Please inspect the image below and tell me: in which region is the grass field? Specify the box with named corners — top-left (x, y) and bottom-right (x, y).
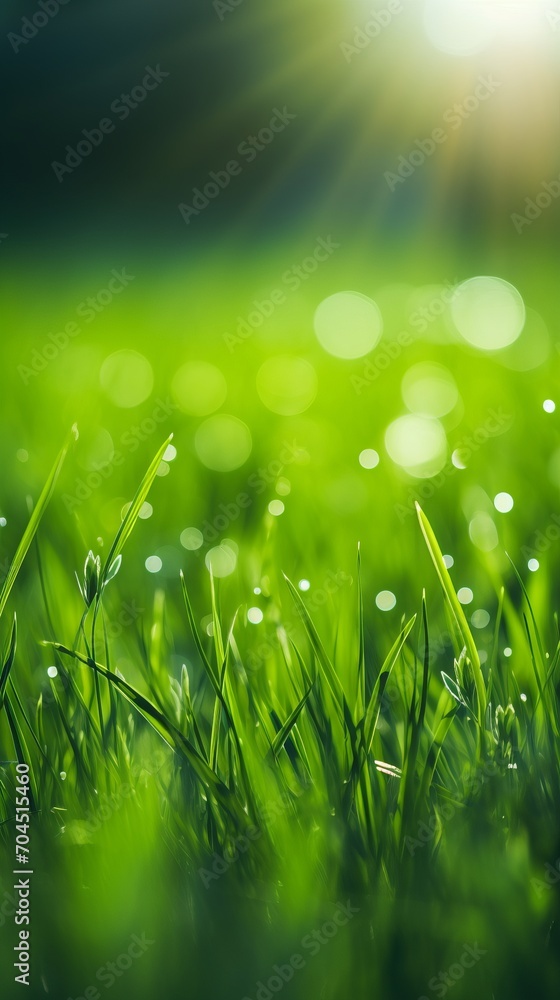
top-left (1, 245), bottom-right (560, 1000)
top-left (4, 1), bottom-right (560, 996)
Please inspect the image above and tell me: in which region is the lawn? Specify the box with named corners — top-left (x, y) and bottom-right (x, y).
top-left (3, 1), bottom-right (560, 996)
top-left (1, 244), bottom-right (560, 999)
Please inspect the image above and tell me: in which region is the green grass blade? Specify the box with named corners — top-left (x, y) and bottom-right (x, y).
top-left (416, 503), bottom-right (486, 727)
top-left (180, 570), bottom-right (219, 690)
top-left (270, 685), bottom-right (314, 759)
top-left (363, 615), bottom-right (417, 755)
top-left (209, 654), bottom-right (227, 771)
top-left (356, 543), bottom-right (366, 718)
top-left (209, 570), bottom-right (225, 666)
top-left (101, 433), bottom-right (173, 588)
top-left (0, 425), bottom-right (76, 623)
top-left (51, 642), bottom-right (246, 823)
top-left (506, 555), bottom-right (548, 684)
top-left (7, 678), bottom-right (51, 768)
top-left (0, 614), bottom-right (17, 709)
top-left (283, 573), bottom-right (347, 726)
top-left (398, 597), bottom-right (430, 844)
top-left (4, 693), bottom-right (37, 813)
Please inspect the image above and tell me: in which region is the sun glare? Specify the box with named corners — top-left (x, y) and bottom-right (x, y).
top-left (424, 0), bottom-right (550, 56)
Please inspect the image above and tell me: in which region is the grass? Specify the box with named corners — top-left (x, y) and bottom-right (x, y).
top-left (1, 434), bottom-right (560, 1000)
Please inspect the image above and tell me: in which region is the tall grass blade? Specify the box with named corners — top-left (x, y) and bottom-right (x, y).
top-left (101, 434), bottom-right (173, 588)
top-left (270, 685), bottom-right (314, 759)
top-left (363, 615), bottom-right (417, 756)
top-left (0, 615), bottom-right (17, 709)
top-left (283, 573), bottom-right (347, 726)
top-left (415, 503), bottom-right (486, 728)
top-left (51, 642), bottom-right (246, 823)
top-left (0, 426), bottom-right (76, 623)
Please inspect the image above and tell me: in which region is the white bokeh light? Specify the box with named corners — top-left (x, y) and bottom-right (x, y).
top-left (171, 361), bottom-right (227, 416)
top-left (494, 492), bottom-right (514, 513)
top-left (359, 448), bottom-right (380, 469)
top-left (205, 542), bottom-right (237, 578)
top-left (256, 356), bottom-right (317, 415)
top-left (471, 609), bottom-right (490, 629)
top-left (314, 292), bottom-right (383, 359)
top-left (401, 363), bottom-right (459, 418)
top-left (385, 415), bottom-right (447, 479)
top-left (469, 512), bottom-right (499, 552)
top-left (180, 527), bottom-right (204, 551)
top-left (195, 415), bottom-right (252, 472)
top-left (145, 555), bottom-right (162, 574)
top-left (376, 590), bottom-right (396, 611)
top-left (451, 276), bottom-right (525, 351)
top-left (100, 350), bottom-right (153, 408)
top-left (451, 450), bottom-right (467, 470)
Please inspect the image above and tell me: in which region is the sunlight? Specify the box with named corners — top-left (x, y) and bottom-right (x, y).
top-left (424, 0), bottom-right (550, 56)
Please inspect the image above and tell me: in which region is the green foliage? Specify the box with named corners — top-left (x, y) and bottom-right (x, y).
top-left (1, 439), bottom-right (559, 1000)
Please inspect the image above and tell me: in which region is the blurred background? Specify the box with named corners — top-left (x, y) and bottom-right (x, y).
top-left (2, 0), bottom-right (560, 637)
top-left (3, 3), bottom-right (560, 999)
